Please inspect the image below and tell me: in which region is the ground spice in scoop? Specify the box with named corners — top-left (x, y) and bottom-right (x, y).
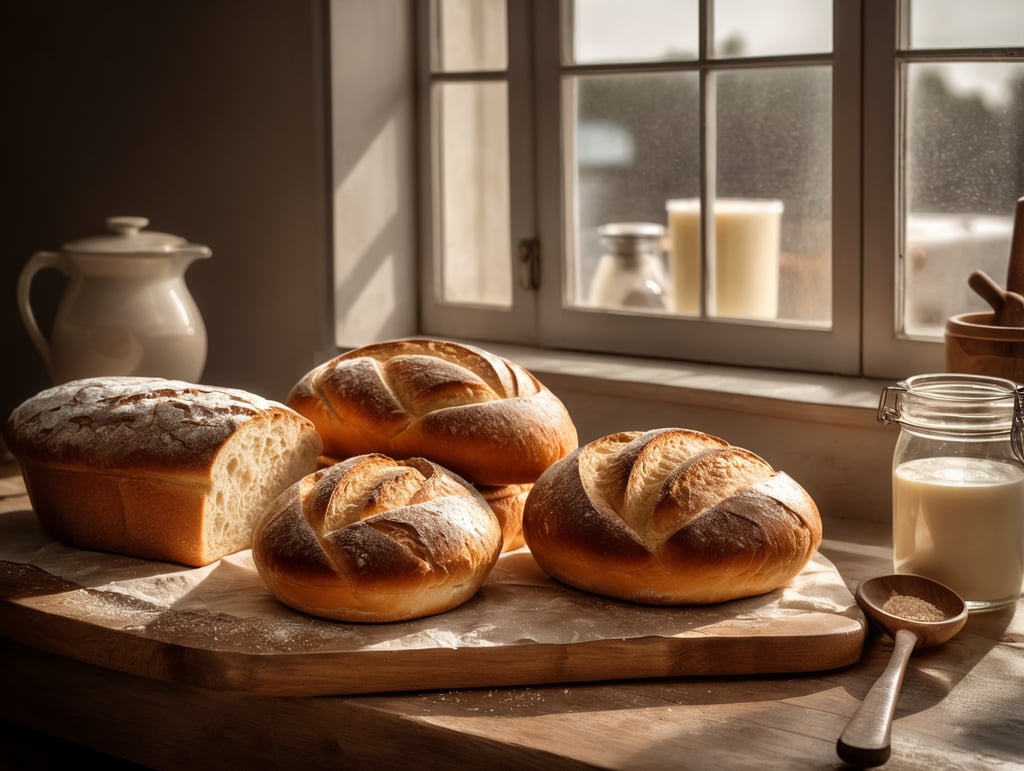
top-left (883, 591), bottom-right (945, 622)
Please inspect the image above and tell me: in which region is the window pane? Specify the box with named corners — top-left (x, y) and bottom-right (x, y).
top-left (570, 0), bottom-right (698, 64)
top-left (436, 81), bottom-right (512, 306)
top-left (569, 67), bottom-right (831, 323)
top-left (435, 0), bottom-right (507, 72)
top-left (906, 0), bottom-right (1024, 50)
top-left (569, 72), bottom-right (700, 309)
top-left (712, 0), bottom-right (832, 58)
top-left (903, 62), bottom-right (1024, 336)
top-left (708, 67), bottom-right (832, 322)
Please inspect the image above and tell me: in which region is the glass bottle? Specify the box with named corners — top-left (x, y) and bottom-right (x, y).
top-left (588, 222), bottom-right (671, 311)
top-left (878, 373), bottom-right (1024, 612)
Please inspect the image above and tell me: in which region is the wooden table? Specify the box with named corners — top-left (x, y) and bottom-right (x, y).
top-left (0, 462), bottom-right (1020, 770)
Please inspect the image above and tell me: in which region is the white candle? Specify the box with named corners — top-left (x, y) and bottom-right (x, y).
top-left (893, 455), bottom-right (1024, 608)
top-left (666, 198), bottom-right (783, 319)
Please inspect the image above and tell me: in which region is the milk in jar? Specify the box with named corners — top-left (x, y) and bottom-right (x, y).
top-left (893, 455), bottom-right (1024, 607)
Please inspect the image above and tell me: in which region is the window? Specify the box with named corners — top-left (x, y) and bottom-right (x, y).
top-left (418, 0), bottom-right (1024, 380)
top-left (864, 0), bottom-right (1024, 377)
top-left (431, 0), bottom-right (511, 307)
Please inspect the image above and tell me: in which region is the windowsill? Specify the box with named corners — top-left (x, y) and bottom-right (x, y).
top-left (469, 340), bottom-right (889, 420)
top-left (445, 340), bottom-right (897, 525)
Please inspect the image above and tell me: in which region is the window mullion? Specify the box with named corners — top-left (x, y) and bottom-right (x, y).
top-left (700, 68), bottom-right (716, 318)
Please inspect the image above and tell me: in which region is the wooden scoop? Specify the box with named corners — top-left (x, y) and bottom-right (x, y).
top-left (968, 269), bottom-right (1024, 327)
top-left (836, 575), bottom-right (967, 767)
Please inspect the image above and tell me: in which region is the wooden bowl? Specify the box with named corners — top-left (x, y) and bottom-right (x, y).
top-left (945, 311), bottom-right (1024, 383)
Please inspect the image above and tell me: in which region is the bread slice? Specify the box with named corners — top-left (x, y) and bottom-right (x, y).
top-left (4, 377), bottom-right (323, 566)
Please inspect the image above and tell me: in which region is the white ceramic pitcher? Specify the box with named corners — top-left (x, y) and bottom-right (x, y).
top-left (17, 216), bottom-right (211, 384)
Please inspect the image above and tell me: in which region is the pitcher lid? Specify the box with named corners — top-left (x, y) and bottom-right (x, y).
top-left (64, 216), bottom-right (190, 254)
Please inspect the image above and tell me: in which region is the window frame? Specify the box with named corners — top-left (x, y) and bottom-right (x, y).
top-left (862, 0), bottom-right (1024, 378)
top-left (417, 0), bottom-right (540, 344)
top-left (533, 0), bottom-right (862, 375)
top-left (414, 0), bottom-right (1019, 381)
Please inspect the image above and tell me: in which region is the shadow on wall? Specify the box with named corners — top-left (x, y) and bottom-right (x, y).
top-left (1, 0), bottom-right (333, 422)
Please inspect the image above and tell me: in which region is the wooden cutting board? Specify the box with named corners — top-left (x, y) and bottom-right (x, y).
top-left (0, 492), bottom-right (865, 697)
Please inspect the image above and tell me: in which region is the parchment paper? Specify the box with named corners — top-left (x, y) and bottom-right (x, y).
top-left (0, 506), bottom-right (861, 652)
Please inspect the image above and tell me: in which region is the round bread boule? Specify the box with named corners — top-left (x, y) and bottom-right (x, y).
top-left (476, 483), bottom-right (532, 551)
top-left (522, 428), bottom-right (822, 605)
top-left (286, 338), bottom-right (578, 487)
top-left (252, 453), bottom-right (503, 622)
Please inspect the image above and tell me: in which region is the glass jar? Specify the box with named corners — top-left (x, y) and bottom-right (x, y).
top-left (878, 373), bottom-right (1024, 612)
top-left (588, 222), bottom-right (671, 310)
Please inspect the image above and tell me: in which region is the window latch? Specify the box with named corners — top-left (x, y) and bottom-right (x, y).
top-left (517, 237), bottom-right (540, 291)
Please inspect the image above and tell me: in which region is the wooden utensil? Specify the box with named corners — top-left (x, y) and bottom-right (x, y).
top-left (967, 269), bottom-right (1024, 327)
top-left (836, 574), bottom-right (967, 768)
top-left (1004, 197), bottom-right (1024, 296)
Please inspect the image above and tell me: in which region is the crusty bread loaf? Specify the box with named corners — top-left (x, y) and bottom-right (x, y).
top-left (477, 483), bottom-right (532, 551)
top-left (252, 453), bottom-right (503, 622)
top-left (522, 428), bottom-right (822, 605)
top-left (4, 377), bottom-right (323, 566)
top-left (287, 338), bottom-right (578, 550)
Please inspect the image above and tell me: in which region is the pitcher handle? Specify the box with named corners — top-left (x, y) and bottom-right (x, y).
top-left (17, 250), bottom-right (66, 375)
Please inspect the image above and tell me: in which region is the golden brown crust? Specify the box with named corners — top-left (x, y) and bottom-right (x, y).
top-left (477, 483), bottom-right (531, 551)
top-left (252, 454), bottom-right (503, 622)
top-left (4, 377), bottom-right (323, 566)
top-left (522, 428), bottom-right (822, 605)
top-left (316, 455), bottom-right (529, 552)
top-left (286, 338), bottom-right (578, 486)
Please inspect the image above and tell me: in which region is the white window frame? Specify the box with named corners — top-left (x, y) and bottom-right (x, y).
top-left (533, 0), bottom-right (862, 375)
top-left (862, 0), bottom-right (1024, 378)
top-left (411, 0), bottom-right (1019, 381)
top-left (417, 0), bottom-right (539, 344)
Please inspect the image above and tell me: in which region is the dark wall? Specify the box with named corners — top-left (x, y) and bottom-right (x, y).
top-left (1, 1), bottom-right (334, 429)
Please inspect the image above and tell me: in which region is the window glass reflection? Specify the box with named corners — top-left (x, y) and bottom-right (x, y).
top-left (906, 0), bottom-right (1024, 50)
top-left (437, 81), bottom-right (512, 306)
top-left (571, 0), bottom-right (698, 64)
top-left (436, 0), bottom-right (507, 72)
top-left (713, 0), bottom-right (832, 58)
top-left (903, 62), bottom-right (1024, 335)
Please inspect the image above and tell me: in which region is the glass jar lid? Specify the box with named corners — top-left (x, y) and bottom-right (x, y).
top-left (878, 372), bottom-right (1024, 459)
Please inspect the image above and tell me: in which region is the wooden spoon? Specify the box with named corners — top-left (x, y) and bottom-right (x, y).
top-left (1004, 197), bottom-right (1024, 296)
top-left (836, 574), bottom-right (968, 768)
top-left (967, 269), bottom-right (1024, 327)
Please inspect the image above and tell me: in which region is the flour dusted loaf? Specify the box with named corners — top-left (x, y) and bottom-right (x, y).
top-left (4, 377), bottom-right (322, 566)
top-left (252, 453), bottom-right (503, 622)
top-left (522, 428), bottom-right (822, 605)
top-left (287, 338), bottom-right (578, 550)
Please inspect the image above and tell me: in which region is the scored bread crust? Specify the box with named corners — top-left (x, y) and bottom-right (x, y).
top-left (3, 377), bottom-right (323, 566)
top-left (286, 338), bottom-right (579, 487)
top-left (317, 454), bottom-right (531, 552)
top-left (252, 453), bottom-right (503, 622)
top-left (522, 428), bottom-right (822, 605)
